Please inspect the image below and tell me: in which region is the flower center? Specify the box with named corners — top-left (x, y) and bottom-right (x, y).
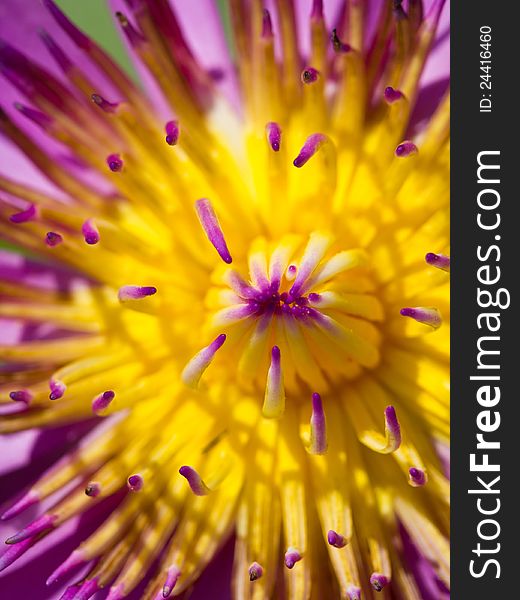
top-left (202, 231), bottom-right (384, 397)
top-left (248, 289), bottom-right (313, 318)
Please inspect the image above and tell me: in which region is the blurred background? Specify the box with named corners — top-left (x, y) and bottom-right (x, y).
top-left (55, 0), bottom-right (230, 80)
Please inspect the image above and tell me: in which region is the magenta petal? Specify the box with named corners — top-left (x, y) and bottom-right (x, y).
top-left (420, 0), bottom-right (450, 87)
top-left (0, 249), bottom-right (89, 297)
top-left (0, 420), bottom-right (96, 484)
top-left (188, 535), bottom-right (234, 600)
top-left (169, 0), bottom-right (239, 109)
top-left (0, 132), bottom-right (65, 198)
top-left (109, 0), bottom-right (240, 114)
top-left (408, 78), bottom-right (449, 136)
top-left (0, 0), bottom-right (121, 94)
top-left (0, 430), bottom-right (60, 478)
top-left (400, 523), bottom-right (450, 600)
top-left (0, 490), bottom-right (124, 598)
top-left (0, 0), bottom-right (123, 195)
top-left (408, 0), bottom-right (450, 132)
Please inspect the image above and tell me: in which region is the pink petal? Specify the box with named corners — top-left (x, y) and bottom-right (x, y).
top-left (0, 0), bottom-right (122, 95)
top-left (170, 0), bottom-right (239, 109)
top-left (421, 0), bottom-right (450, 87)
top-left (109, 0), bottom-right (240, 115)
top-left (0, 1), bottom-right (123, 194)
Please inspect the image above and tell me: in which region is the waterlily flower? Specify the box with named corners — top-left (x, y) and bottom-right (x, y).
top-left (0, 0), bottom-right (449, 598)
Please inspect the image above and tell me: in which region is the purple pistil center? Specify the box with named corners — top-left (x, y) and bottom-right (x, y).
top-left (246, 287), bottom-right (314, 319)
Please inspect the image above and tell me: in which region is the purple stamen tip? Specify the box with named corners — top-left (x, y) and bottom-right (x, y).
top-left (284, 547), bottom-right (302, 569)
top-left (301, 67), bottom-right (320, 84)
top-left (1, 490), bottom-right (39, 521)
top-left (248, 561), bottom-right (264, 581)
top-left (385, 405), bottom-right (398, 427)
top-left (118, 285), bottom-right (157, 302)
top-left (107, 153), bottom-right (123, 172)
top-left (163, 566), bottom-right (181, 598)
top-left (310, 392), bottom-right (327, 454)
top-left (370, 573), bottom-right (390, 592)
top-left (45, 231), bottom-right (63, 247)
top-left (395, 140), bottom-right (418, 157)
top-left (165, 120), bottom-right (179, 146)
top-left (14, 102), bottom-right (52, 128)
top-left (307, 292), bottom-right (321, 303)
top-left (127, 474), bottom-right (144, 492)
top-left (49, 378), bottom-right (66, 400)
top-left (0, 536), bottom-right (36, 573)
top-left (195, 198), bottom-right (232, 264)
top-left (46, 550), bottom-right (86, 586)
top-left (409, 467), bottom-right (427, 487)
top-left (271, 345), bottom-right (281, 363)
top-left (346, 585), bottom-right (362, 600)
top-left (91, 93), bottom-right (118, 113)
top-left (9, 204), bottom-right (38, 224)
top-left (384, 86), bottom-right (404, 104)
top-left (9, 389), bottom-right (32, 405)
top-left (385, 406), bottom-right (401, 453)
top-left (425, 252), bottom-right (450, 271)
top-left (262, 9), bottom-right (273, 38)
top-left (5, 513), bottom-right (57, 545)
top-left (385, 406), bottom-right (398, 420)
top-left (181, 334), bottom-right (226, 388)
top-left (213, 333), bottom-right (227, 350)
top-left (293, 133), bottom-right (328, 168)
top-left (85, 482), bottom-right (101, 497)
top-left (400, 306), bottom-right (442, 328)
top-left (266, 122), bottom-right (281, 152)
top-left (92, 390), bottom-right (115, 415)
top-left (370, 573), bottom-right (390, 591)
top-left (327, 530), bottom-right (347, 548)
top-left (331, 29), bottom-right (352, 53)
top-left (179, 465), bottom-right (210, 496)
top-left (82, 219), bottom-right (100, 245)
top-left (115, 12), bottom-right (144, 48)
